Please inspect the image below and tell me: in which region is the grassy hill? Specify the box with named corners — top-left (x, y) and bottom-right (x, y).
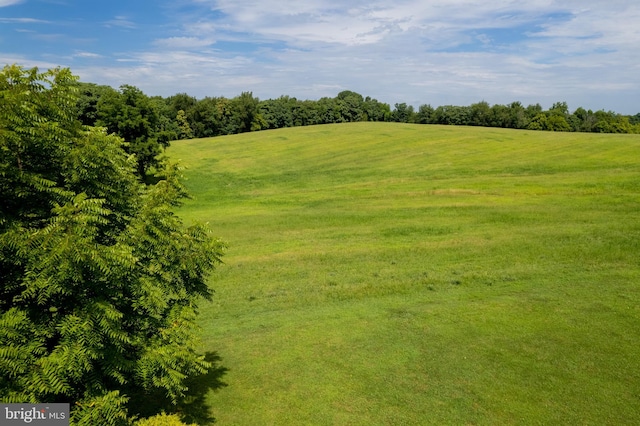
top-left (166, 122), bottom-right (640, 425)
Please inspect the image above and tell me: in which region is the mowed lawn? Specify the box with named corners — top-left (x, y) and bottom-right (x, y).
top-left (166, 122), bottom-right (640, 425)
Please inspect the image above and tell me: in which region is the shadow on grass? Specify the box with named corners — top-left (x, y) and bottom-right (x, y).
top-left (128, 352), bottom-right (229, 425)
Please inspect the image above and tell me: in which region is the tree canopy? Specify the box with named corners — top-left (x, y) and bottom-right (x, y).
top-left (72, 75), bottom-right (640, 147)
top-left (0, 65), bottom-right (225, 425)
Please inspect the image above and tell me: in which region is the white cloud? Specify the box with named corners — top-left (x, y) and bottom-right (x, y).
top-left (0, 17), bottom-right (49, 23)
top-left (0, 0), bottom-right (24, 6)
top-left (73, 51), bottom-right (102, 58)
top-left (70, 49), bottom-right (261, 96)
top-left (103, 16), bottom-right (136, 29)
top-left (154, 36), bottom-right (215, 49)
top-left (10, 0), bottom-right (639, 114)
top-left (186, 0), bottom-right (640, 65)
top-left (192, 0), bottom-right (635, 112)
top-left (192, 0), bottom-right (413, 46)
top-left (191, 0), bottom-right (571, 47)
top-left (0, 52), bottom-right (60, 69)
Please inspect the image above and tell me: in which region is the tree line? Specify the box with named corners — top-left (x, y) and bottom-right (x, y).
top-left (76, 82), bottom-right (640, 177)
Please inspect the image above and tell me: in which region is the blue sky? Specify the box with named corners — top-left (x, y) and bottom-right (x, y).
top-left (1, 0), bottom-right (639, 113)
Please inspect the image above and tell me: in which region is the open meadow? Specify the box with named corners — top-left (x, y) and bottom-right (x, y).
top-left (166, 122), bottom-right (640, 425)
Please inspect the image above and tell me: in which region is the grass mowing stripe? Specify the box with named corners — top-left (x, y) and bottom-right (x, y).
top-left (167, 122), bottom-right (640, 425)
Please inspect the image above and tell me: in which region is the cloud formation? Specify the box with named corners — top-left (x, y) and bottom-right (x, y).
top-left (103, 16), bottom-right (137, 29)
top-left (0, 17), bottom-right (48, 23)
top-left (1, 0), bottom-right (639, 113)
top-left (0, 0), bottom-right (24, 7)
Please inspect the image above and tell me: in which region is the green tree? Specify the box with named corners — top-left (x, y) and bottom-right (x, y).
top-left (149, 96), bottom-right (180, 146)
top-left (259, 96), bottom-right (295, 129)
top-left (189, 97), bottom-right (224, 138)
top-left (0, 65), bottom-right (225, 424)
top-left (167, 93), bottom-right (197, 118)
top-left (363, 97), bottom-right (391, 122)
top-left (469, 101), bottom-right (491, 127)
top-left (525, 103), bottom-right (543, 121)
top-left (391, 103), bottom-right (415, 123)
top-left (490, 103), bottom-right (511, 128)
top-left (433, 105), bottom-right (470, 125)
top-left (75, 82), bottom-right (119, 126)
top-left (571, 107), bottom-right (596, 132)
top-left (508, 101), bottom-right (528, 129)
top-left (415, 104), bottom-right (434, 124)
top-left (545, 102), bottom-right (571, 132)
top-left (593, 110), bottom-right (632, 133)
top-left (294, 100), bottom-right (320, 126)
top-left (546, 114), bottom-right (571, 132)
top-left (224, 92), bottom-right (261, 134)
top-left (335, 90), bottom-right (365, 122)
top-left (316, 97), bottom-right (343, 124)
top-left (176, 110), bottom-right (193, 139)
top-left (527, 113), bottom-right (548, 130)
top-left (96, 85), bottom-right (165, 178)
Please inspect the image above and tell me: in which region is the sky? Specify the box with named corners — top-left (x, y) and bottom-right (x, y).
top-left (1, 0), bottom-right (639, 114)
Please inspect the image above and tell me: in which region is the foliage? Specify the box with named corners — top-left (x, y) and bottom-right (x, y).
top-left (176, 110), bottom-right (193, 140)
top-left (335, 90), bottom-right (365, 122)
top-left (186, 96), bottom-right (224, 138)
top-left (0, 65), bottom-right (225, 424)
top-left (391, 102), bottom-right (415, 123)
top-left (75, 82), bottom-right (119, 127)
top-left (135, 412), bottom-right (194, 426)
top-left (415, 104), bottom-right (434, 124)
top-left (228, 92), bottom-right (262, 133)
top-left (95, 85), bottom-right (167, 177)
top-left (76, 81), bottom-right (639, 146)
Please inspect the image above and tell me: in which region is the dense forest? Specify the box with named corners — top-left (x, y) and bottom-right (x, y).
top-left (76, 81), bottom-right (640, 177)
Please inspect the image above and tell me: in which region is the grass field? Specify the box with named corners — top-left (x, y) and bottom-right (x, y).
top-left (166, 122), bottom-right (640, 425)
